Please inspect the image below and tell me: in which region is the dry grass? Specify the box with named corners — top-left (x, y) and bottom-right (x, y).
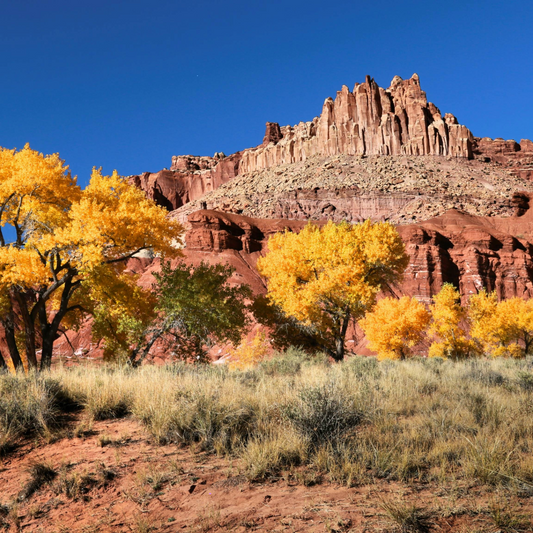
top-left (2, 352), bottom-right (533, 491)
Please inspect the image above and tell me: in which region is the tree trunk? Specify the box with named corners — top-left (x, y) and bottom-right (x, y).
top-left (524, 332), bottom-right (532, 356)
top-left (15, 292), bottom-right (38, 369)
top-left (38, 274), bottom-right (79, 371)
top-left (0, 350), bottom-right (6, 370)
top-left (334, 335), bottom-right (345, 362)
top-left (1, 310), bottom-right (24, 371)
top-left (332, 309), bottom-right (351, 362)
top-left (130, 327), bottom-right (164, 367)
top-left (40, 332), bottom-right (55, 371)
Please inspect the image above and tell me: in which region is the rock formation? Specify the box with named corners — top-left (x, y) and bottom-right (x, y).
top-left (130, 73), bottom-right (533, 215)
top-left (240, 74), bottom-right (474, 173)
top-left (473, 137), bottom-right (533, 180)
top-left (184, 207), bottom-right (533, 304)
top-left (128, 153), bottom-right (241, 211)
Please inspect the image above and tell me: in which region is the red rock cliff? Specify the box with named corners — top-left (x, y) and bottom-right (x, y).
top-left (184, 208), bottom-right (533, 304)
top-left (128, 152), bottom-right (241, 210)
top-left (239, 74), bottom-right (475, 173)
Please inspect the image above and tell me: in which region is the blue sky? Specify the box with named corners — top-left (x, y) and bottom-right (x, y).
top-left (1, 0), bottom-right (532, 186)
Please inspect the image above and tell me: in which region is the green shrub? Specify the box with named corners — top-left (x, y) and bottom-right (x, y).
top-left (283, 380), bottom-right (362, 449)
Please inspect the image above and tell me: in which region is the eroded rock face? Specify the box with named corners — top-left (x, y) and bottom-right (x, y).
top-left (184, 208), bottom-right (533, 304)
top-left (172, 154), bottom-right (533, 226)
top-left (473, 137), bottom-right (533, 181)
top-left (128, 153), bottom-right (241, 211)
top-left (239, 74), bottom-right (475, 174)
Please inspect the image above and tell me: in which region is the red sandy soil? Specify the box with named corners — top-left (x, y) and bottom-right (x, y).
top-left (1, 418), bottom-right (532, 532)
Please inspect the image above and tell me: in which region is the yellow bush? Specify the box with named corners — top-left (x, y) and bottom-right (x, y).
top-left (228, 331), bottom-right (270, 370)
top-left (360, 296), bottom-right (430, 360)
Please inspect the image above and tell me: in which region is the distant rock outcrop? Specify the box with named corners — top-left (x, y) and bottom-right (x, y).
top-left (473, 137), bottom-right (533, 180)
top-left (128, 153), bottom-right (241, 211)
top-left (240, 74), bottom-right (475, 173)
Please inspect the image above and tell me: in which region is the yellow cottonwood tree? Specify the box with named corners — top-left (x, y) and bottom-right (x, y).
top-left (470, 290), bottom-right (533, 357)
top-left (0, 144), bottom-right (183, 370)
top-left (256, 220), bottom-right (409, 361)
top-left (428, 283), bottom-right (473, 359)
top-left (360, 296), bottom-right (430, 360)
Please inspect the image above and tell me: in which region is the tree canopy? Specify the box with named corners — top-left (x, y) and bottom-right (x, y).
top-left (428, 283), bottom-right (473, 360)
top-left (469, 290), bottom-right (533, 358)
top-left (256, 220), bottom-right (409, 361)
top-left (126, 261), bottom-right (251, 365)
top-left (0, 144), bottom-right (183, 370)
top-left (360, 296), bottom-right (430, 360)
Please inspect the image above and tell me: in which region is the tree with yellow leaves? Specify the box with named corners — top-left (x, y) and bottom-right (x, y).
top-left (469, 290), bottom-right (533, 357)
top-left (360, 296), bottom-right (430, 360)
top-left (0, 144), bottom-right (183, 370)
top-left (256, 220), bottom-right (409, 361)
top-left (428, 283), bottom-right (473, 359)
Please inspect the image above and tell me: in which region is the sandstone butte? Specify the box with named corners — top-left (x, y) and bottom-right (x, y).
top-left (25, 74), bottom-right (533, 359)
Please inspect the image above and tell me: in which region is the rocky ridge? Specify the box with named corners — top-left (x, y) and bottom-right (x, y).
top-left (239, 74), bottom-right (474, 174)
top-left (170, 154), bottom-right (533, 225)
top-left (130, 74), bottom-right (533, 225)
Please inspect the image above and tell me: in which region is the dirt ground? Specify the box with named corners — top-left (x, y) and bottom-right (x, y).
top-left (1, 417), bottom-right (532, 532)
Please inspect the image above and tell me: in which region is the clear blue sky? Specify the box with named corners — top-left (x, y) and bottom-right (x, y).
top-left (1, 0), bottom-right (531, 186)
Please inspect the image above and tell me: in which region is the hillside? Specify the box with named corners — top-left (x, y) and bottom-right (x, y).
top-left (171, 154), bottom-right (532, 225)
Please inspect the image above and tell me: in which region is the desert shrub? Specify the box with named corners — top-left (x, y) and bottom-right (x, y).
top-left (313, 442), bottom-right (367, 486)
top-left (258, 346), bottom-right (306, 376)
top-left (283, 379), bottom-right (362, 449)
top-left (462, 434), bottom-right (518, 485)
top-left (516, 371), bottom-right (533, 391)
top-left (462, 361), bottom-right (507, 387)
top-left (59, 367), bottom-right (133, 420)
top-left (0, 374), bottom-right (62, 451)
top-left (380, 498), bottom-right (432, 533)
top-left (53, 465), bottom-right (95, 500)
top-left (130, 371), bottom-right (258, 453)
top-left (242, 429), bottom-right (306, 480)
top-left (343, 355), bottom-right (381, 379)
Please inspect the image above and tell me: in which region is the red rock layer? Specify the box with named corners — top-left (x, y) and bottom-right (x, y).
top-left (128, 153), bottom-right (241, 211)
top-left (185, 207), bottom-right (533, 304)
top-left (473, 138), bottom-right (533, 180)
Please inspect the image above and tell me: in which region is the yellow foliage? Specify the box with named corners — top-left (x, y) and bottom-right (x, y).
top-left (256, 220), bottom-right (408, 360)
top-left (428, 283), bottom-right (474, 359)
top-left (0, 144), bottom-right (80, 243)
top-left (0, 144), bottom-right (184, 369)
top-left (360, 296), bottom-right (430, 360)
top-left (43, 168), bottom-right (182, 269)
top-left (470, 291), bottom-right (533, 357)
top-left (228, 331), bottom-right (270, 370)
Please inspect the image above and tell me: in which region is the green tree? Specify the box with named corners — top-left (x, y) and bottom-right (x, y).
top-left (127, 261), bottom-right (251, 365)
